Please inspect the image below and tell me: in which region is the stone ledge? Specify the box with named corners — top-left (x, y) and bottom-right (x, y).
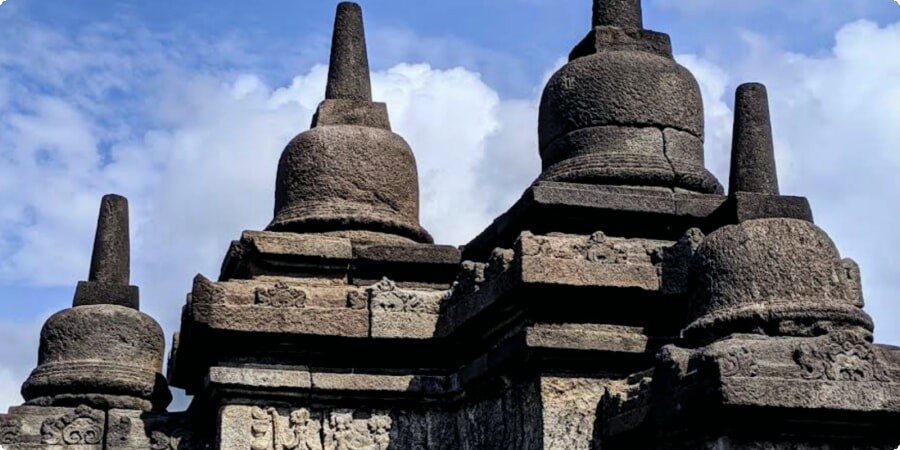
top-left (520, 257), bottom-right (660, 290)
top-left (525, 324), bottom-right (650, 354)
top-left (189, 303), bottom-right (369, 337)
top-left (205, 366), bottom-right (453, 398)
top-left (191, 275), bottom-right (367, 309)
top-left (311, 373), bottom-right (417, 392)
top-left (719, 377), bottom-right (900, 411)
top-left (219, 231), bottom-right (353, 280)
top-left (463, 181), bottom-right (725, 261)
top-left (220, 230), bottom-right (460, 288)
top-left (446, 231), bottom-right (692, 334)
top-left (352, 243), bottom-right (460, 288)
top-left (208, 366), bottom-right (312, 390)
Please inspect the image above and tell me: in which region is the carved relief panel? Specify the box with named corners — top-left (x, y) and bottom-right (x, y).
top-left (234, 407), bottom-right (392, 450)
top-left (250, 407), bottom-right (323, 450)
top-left (323, 411), bottom-right (391, 450)
top-left (40, 406), bottom-right (105, 446)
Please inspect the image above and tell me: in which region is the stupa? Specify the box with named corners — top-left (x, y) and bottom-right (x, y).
top-left (2, 1), bottom-right (899, 449)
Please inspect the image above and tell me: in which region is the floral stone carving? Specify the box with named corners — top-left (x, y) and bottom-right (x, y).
top-left (369, 278), bottom-right (443, 314)
top-left (794, 331), bottom-right (891, 382)
top-left (0, 417), bottom-right (21, 444)
top-left (255, 282), bottom-right (308, 308)
top-left (41, 405), bottom-right (104, 445)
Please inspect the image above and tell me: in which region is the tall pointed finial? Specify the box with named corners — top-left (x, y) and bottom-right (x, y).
top-left (729, 83), bottom-right (780, 195)
top-left (74, 194), bottom-right (139, 309)
top-left (88, 194), bottom-right (130, 285)
top-left (325, 2), bottom-right (373, 101)
top-left (593, 0), bottom-right (643, 29)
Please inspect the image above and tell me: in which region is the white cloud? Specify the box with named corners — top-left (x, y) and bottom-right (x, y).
top-left (0, 318), bottom-right (44, 409)
top-left (0, 369), bottom-right (21, 414)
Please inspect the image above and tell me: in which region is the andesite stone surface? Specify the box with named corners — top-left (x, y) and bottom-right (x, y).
top-left (538, 0), bottom-right (721, 194)
top-left (325, 2), bottom-right (372, 102)
top-left (3, 1), bottom-right (898, 449)
top-left (729, 83), bottom-right (780, 196)
top-left (74, 194), bottom-right (139, 309)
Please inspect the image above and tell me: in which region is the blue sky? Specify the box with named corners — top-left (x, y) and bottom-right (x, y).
top-left (1, 0), bottom-right (900, 410)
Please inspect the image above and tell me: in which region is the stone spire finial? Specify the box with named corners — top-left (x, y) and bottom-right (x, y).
top-left (73, 194), bottom-right (139, 309)
top-left (88, 194), bottom-right (130, 285)
top-left (593, 0), bottom-right (643, 29)
top-left (325, 2), bottom-right (372, 102)
top-left (729, 83), bottom-right (780, 196)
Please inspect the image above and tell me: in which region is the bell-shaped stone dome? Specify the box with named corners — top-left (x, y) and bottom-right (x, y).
top-left (684, 218), bottom-right (873, 344)
top-left (21, 195), bottom-right (171, 411)
top-left (268, 2), bottom-right (432, 243)
top-left (537, 0), bottom-right (721, 193)
top-left (23, 305), bottom-right (169, 411)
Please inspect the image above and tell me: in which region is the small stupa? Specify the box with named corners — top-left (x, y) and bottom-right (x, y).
top-left (22, 195), bottom-right (170, 412)
top-left (269, 2), bottom-right (432, 244)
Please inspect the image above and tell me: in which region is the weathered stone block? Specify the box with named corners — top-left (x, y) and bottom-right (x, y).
top-left (351, 242), bottom-right (461, 287)
top-left (220, 231), bottom-right (354, 280)
top-left (189, 303), bottom-right (369, 337)
top-left (106, 410), bottom-right (207, 450)
top-left (72, 281), bottom-right (139, 309)
top-left (462, 182), bottom-right (727, 261)
top-left (244, 231), bottom-right (354, 261)
top-left (517, 232), bottom-right (664, 290)
top-left (541, 377), bottom-right (609, 450)
top-left (539, 51), bottom-right (704, 150)
top-left (0, 405), bottom-right (106, 449)
top-left (526, 324), bottom-right (649, 354)
top-left (520, 257), bottom-right (659, 289)
top-left (569, 26), bottom-right (672, 61)
top-left (369, 279), bottom-right (447, 339)
top-left (208, 366), bottom-right (312, 391)
top-left (717, 191), bottom-right (814, 224)
top-left (312, 99), bottom-right (390, 129)
top-left (310, 373), bottom-right (416, 393)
